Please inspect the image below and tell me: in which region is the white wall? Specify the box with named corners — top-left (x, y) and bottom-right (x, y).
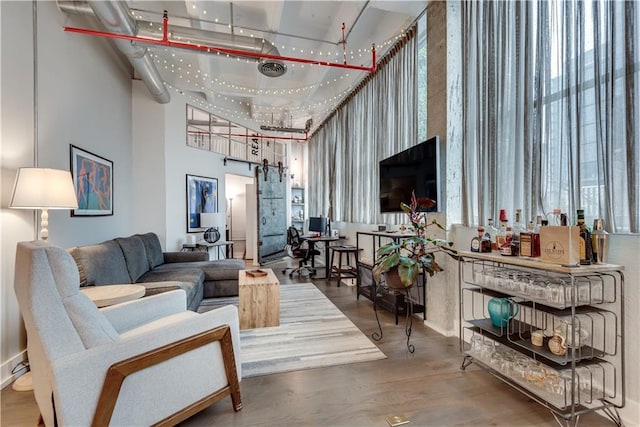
top-left (131, 89), bottom-right (256, 252)
top-left (0, 1), bottom-right (134, 387)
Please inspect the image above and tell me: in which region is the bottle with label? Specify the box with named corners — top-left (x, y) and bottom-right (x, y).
top-left (500, 226), bottom-right (516, 256)
top-left (512, 209), bottom-right (525, 255)
top-left (520, 221), bottom-right (540, 258)
top-left (485, 218), bottom-right (499, 251)
top-left (496, 209), bottom-right (509, 248)
top-left (481, 231), bottom-right (492, 253)
top-left (576, 209), bottom-right (593, 265)
top-left (471, 227), bottom-right (483, 252)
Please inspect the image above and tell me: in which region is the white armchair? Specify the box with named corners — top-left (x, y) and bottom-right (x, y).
top-left (14, 240), bottom-right (242, 426)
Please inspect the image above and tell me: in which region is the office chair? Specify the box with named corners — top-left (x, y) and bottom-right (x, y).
top-left (282, 226), bottom-right (319, 278)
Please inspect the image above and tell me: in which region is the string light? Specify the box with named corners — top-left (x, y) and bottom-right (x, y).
top-left (136, 5), bottom-right (409, 131)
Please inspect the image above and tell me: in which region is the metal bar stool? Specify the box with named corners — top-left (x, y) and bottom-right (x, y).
top-left (328, 246), bottom-right (359, 286)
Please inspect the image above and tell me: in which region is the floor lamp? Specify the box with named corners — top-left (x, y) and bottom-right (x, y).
top-left (10, 167), bottom-right (78, 391)
top-left (228, 197), bottom-right (235, 241)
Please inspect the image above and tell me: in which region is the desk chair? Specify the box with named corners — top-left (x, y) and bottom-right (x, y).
top-left (282, 226), bottom-right (319, 278)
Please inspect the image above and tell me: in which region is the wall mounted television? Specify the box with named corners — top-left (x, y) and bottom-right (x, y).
top-left (379, 136), bottom-right (440, 213)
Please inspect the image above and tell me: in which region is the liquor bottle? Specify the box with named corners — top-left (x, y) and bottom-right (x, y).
top-left (500, 226), bottom-right (515, 256)
top-left (519, 222), bottom-right (533, 257)
top-left (496, 209), bottom-right (508, 248)
top-left (530, 221), bottom-right (541, 257)
top-left (471, 227), bottom-right (483, 252)
top-left (576, 209), bottom-right (593, 265)
top-left (480, 229), bottom-right (492, 253)
top-left (520, 221), bottom-right (540, 258)
top-left (560, 213), bottom-right (568, 226)
top-left (512, 209), bottom-right (525, 255)
top-left (485, 218), bottom-right (499, 251)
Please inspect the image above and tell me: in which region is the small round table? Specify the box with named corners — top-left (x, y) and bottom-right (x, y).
top-left (80, 284), bottom-right (146, 308)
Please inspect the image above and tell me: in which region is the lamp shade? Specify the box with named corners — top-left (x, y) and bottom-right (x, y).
top-left (200, 212), bottom-right (225, 229)
top-left (10, 168), bottom-right (78, 209)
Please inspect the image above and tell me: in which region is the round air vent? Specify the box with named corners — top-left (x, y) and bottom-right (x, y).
top-left (258, 59), bottom-right (287, 77)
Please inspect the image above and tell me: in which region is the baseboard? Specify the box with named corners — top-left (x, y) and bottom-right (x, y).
top-left (615, 398), bottom-right (640, 427)
top-left (423, 319), bottom-right (456, 337)
top-left (1, 350), bottom-right (28, 389)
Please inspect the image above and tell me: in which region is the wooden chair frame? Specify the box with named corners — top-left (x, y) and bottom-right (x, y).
top-left (89, 325), bottom-right (242, 427)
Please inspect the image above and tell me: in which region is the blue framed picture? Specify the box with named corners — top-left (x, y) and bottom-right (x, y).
top-left (186, 174), bottom-right (218, 232)
top-left (70, 145), bottom-right (113, 216)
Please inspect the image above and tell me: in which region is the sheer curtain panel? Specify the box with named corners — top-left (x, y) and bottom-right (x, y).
top-left (461, 0), bottom-right (639, 232)
top-left (309, 29), bottom-right (418, 225)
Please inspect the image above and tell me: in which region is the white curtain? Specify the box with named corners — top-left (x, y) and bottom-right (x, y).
top-left (308, 29), bottom-right (418, 224)
top-left (462, 0), bottom-right (639, 232)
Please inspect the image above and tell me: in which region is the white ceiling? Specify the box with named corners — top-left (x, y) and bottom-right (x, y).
top-left (69, 1), bottom-right (426, 135)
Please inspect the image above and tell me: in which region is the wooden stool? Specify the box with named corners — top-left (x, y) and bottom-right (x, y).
top-left (328, 246), bottom-right (359, 286)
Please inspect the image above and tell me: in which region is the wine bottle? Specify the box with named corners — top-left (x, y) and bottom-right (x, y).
top-left (576, 209), bottom-right (593, 265)
top-left (485, 218), bottom-right (499, 251)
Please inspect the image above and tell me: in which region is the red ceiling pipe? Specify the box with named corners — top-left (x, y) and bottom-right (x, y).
top-left (162, 10), bottom-right (168, 42)
top-left (64, 16), bottom-right (377, 73)
top-left (188, 130), bottom-right (308, 141)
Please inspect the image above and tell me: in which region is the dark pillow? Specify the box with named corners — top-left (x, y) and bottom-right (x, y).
top-left (136, 233), bottom-right (165, 269)
top-left (68, 241), bottom-right (131, 286)
top-left (115, 236), bottom-right (150, 282)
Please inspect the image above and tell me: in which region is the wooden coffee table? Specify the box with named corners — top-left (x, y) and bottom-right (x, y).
top-left (81, 284), bottom-right (146, 308)
top-left (238, 269), bottom-right (280, 329)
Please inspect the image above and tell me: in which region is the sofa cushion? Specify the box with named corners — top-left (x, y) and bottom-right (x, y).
top-left (68, 241), bottom-right (131, 286)
top-left (115, 236), bottom-right (150, 282)
top-left (136, 268), bottom-right (204, 311)
top-left (203, 279), bottom-right (239, 298)
top-left (136, 233), bottom-right (165, 269)
top-left (154, 259), bottom-right (245, 281)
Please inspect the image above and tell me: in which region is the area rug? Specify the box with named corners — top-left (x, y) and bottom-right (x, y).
top-left (198, 283), bottom-right (387, 377)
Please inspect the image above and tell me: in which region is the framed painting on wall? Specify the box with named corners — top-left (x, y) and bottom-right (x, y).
top-left (70, 145), bottom-right (113, 216)
top-left (187, 174), bottom-right (218, 232)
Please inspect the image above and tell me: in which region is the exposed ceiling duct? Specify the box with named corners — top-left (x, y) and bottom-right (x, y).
top-left (57, 1), bottom-right (170, 104)
top-left (260, 118), bottom-right (312, 134)
top-left (59, 0), bottom-right (287, 83)
top-left (136, 21), bottom-right (287, 78)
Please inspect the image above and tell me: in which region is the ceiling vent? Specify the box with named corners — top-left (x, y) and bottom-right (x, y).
top-left (258, 59), bottom-right (287, 77)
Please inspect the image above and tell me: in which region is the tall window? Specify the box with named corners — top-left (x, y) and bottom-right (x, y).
top-left (462, 1), bottom-right (639, 232)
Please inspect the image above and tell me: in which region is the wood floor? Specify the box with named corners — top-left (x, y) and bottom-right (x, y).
top-left (1, 258), bottom-right (612, 426)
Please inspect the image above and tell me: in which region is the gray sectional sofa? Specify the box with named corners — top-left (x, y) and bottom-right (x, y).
top-left (68, 232), bottom-right (245, 311)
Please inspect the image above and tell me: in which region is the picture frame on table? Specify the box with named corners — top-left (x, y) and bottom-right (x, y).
top-left (70, 145), bottom-right (113, 216)
top-left (186, 174), bottom-right (218, 232)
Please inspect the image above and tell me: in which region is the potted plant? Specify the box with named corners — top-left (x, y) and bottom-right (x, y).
top-left (372, 191), bottom-right (458, 289)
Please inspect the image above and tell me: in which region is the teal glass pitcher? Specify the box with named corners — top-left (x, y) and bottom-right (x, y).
top-left (487, 297), bottom-right (519, 328)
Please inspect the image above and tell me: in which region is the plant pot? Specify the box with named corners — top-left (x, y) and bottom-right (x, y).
top-left (384, 267), bottom-right (413, 290)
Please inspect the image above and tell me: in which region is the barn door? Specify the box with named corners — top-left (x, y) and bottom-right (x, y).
top-left (256, 164), bottom-right (287, 263)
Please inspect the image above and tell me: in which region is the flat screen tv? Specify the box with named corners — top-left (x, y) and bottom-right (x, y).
top-left (379, 136), bottom-right (440, 213)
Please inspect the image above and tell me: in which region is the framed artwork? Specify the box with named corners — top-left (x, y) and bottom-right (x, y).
top-left (187, 174), bottom-right (218, 232)
top-left (70, 145), bottom-right (113, 216)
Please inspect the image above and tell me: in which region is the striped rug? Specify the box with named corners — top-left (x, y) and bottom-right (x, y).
top-left (198, 282), bottom-right (386, 377)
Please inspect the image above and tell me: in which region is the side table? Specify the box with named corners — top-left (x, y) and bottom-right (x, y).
top-left (81, 284), bottom-right (146, 308)
top-left (238, 269), bottom-right (280, 329)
